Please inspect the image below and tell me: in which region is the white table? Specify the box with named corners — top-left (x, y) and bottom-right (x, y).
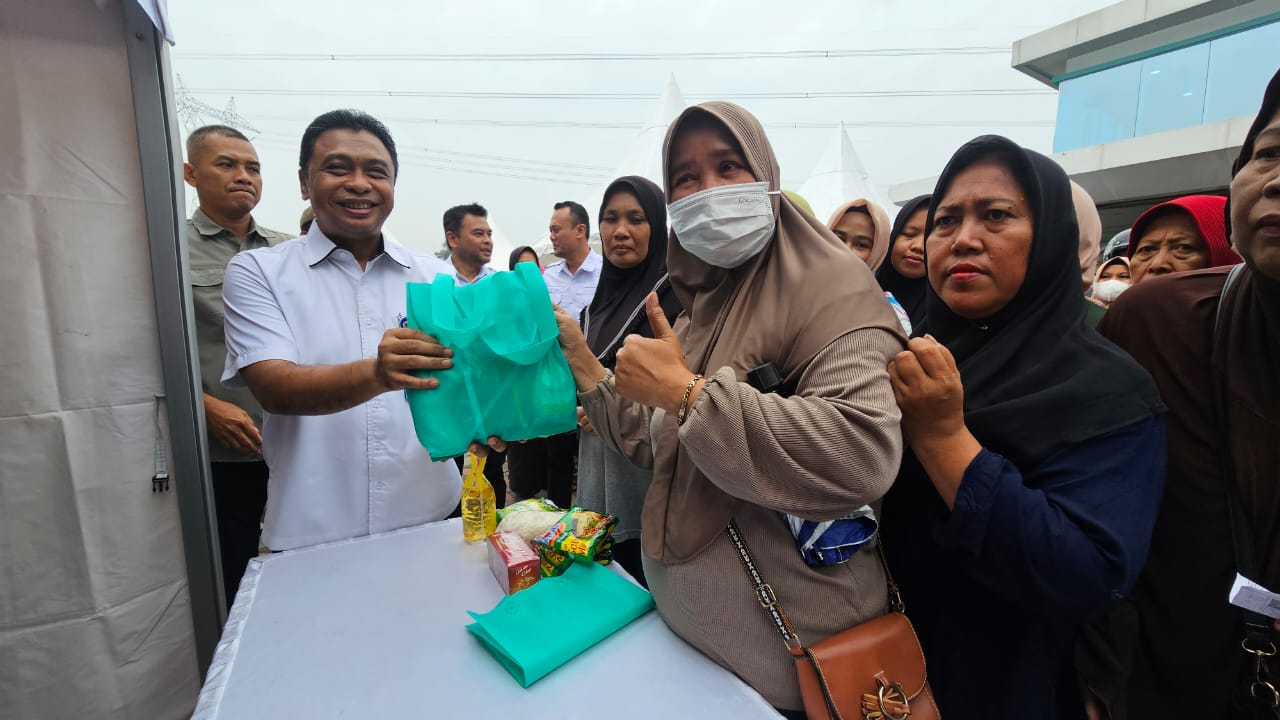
top-left (193, 519), bottom-right (781, 719)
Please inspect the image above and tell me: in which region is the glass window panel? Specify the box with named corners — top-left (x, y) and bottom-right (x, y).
top-left (1203, 21), bottom-right (1280, 124)
top-left (1135, 43), bottom-right (1210, 137)
top-left (1052, 21), bottom-right (1279, 152)
top-left (1054, 62), bottom-right (1141, 153)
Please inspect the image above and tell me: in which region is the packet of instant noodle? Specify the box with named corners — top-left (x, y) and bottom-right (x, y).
top-left (531, 507), bottom-right (617, 576)
top-left (536, 545), bottom-right (574, 578)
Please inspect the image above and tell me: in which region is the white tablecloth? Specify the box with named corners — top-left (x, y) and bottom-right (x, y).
top-left (193, 519), bottom-right (781, 719)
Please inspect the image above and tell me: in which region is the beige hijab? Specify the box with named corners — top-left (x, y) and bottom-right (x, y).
top-left (1093, 255), bottom-right (1131, 285)
top-left (826, 198), bottom-right (891, 271)
top-left (1071, 181), bottom-right (1103, 290)
top-left (644, 101), bottom-right (903, 564)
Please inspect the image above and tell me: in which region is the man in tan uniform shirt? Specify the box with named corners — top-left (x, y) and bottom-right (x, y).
top-left (184, 125), bottom-right (292, 606)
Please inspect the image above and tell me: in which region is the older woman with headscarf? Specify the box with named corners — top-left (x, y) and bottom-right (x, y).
top-left (1076, 67), bottom-right (1280, 720)
top-left (575, 176), bottom-right (681, 587)
top-left (1127, 194), bottom-right (1241, 284)
top-left (877, 135), bottom-right (1167, 719)
top-left (553, 102), bottom-right (906, 715)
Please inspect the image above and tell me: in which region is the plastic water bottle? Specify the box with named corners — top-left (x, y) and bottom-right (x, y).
top-left (461, 453), bottom-right (496, 543)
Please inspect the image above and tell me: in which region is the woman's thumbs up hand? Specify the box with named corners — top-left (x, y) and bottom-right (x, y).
top-left (615, 293), bottom-right (702, 414)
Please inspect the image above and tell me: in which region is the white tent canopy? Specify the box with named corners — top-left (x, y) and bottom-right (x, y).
top-left (485, 216), bottom-right (518, 269)
top-left (536, 74), bottom-right (687, 265)
top-left (541, 73), bottom-right (689, 262)
top-left (797, 122), bottom-right (894, 225)
top-left (612, 74), bottom-right (687, 186)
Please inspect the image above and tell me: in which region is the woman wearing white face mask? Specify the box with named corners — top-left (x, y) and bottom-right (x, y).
top-left (552, 102), bottom-right (907, 716)
top-left (1090, 256), bottom-right (1133, 310)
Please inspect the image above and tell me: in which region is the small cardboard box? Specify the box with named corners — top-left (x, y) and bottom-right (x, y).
top-left (488, 531), bottom-right (541, 595)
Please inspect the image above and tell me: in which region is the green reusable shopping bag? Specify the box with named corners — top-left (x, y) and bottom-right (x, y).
top-left (465, 561), bottom-right (655, 687)
top-left (404, 263), bottom-right (577, 459)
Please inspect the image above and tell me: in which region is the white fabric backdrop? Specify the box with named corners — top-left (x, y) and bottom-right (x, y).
top-left (0, 0), bottom-right (200, 717)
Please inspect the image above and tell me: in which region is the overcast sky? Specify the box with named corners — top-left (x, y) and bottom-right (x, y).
top-left (167, 0), bottom-right (1113, 260)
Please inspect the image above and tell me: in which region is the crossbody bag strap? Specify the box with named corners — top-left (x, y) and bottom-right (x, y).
top-left (725, 519), bottom-right (905, 640)
top-left (727, 520), bottom-right (909, 720)
top-left (725, 519), bottom-right (805, 653)
top-left (726, 522), bottom-right (848, 720)
top-left (875, 540), bottom-right (906, 615)
top-left (1210, 265), bottom-right (1277, 659)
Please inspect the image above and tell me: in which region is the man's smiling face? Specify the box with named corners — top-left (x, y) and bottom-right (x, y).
top-left (299, 128), bottom-right (395, 245)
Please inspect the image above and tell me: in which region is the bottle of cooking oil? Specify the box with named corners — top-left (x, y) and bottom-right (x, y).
top-left (461, 452), bottom-right (496, 543)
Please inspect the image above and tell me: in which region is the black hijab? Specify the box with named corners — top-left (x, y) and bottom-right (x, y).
top-left (508, 245), bottom-right (540, 271)
top-left (920, 136), bottom-right (1164, 468)
top-left (876, 193), bottom-right (931, 330)
top-left (583, 176), bottom-right (682, 369)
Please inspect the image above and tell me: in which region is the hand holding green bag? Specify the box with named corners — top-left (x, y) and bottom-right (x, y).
top-left (405, 263), bottom-right (578, 459)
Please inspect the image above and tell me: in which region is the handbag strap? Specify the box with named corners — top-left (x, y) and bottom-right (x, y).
top-left (1210, 265), bottom-right (1277, 660)
top-left (583, 273), bottom-right (673, 364)
top-left (725, 520), bottom-right (805, 653)
top-left (725, 520), bottom-right (906, 648)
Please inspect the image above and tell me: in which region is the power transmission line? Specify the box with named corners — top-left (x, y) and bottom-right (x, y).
top-left (415, 147), bottom-right (612, 172)
top-left (252, 113), bottom-right (1053, 130)
top-left (188, 87), bottom-right (1053, 100)
top-left (253, 136), bottom-right (606, 186)
top-left (176, 47), bottom-right (1008, 63)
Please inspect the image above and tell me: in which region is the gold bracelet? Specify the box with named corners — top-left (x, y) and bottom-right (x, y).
top-left (676, 374), bottom-right (704, 426)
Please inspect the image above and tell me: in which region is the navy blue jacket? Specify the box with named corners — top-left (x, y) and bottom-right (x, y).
top-left (880, 416), bottom-right (1166, 720)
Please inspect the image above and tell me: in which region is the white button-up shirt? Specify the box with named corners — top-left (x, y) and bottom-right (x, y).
top-left (542, 248), bottom-right (602, 321)
top-left (446, 258), bottom-right (497, 287)
top-left (220, 225), bottom-right (461, 551)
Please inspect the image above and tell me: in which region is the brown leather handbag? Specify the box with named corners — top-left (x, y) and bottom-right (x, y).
top-left (726, 521), bottom-right (939, 720)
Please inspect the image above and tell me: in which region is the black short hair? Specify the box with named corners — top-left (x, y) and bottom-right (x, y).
top-left (186, 125), bottom-right (249, 161)
top-left (299, 109), bottom-right (399, 179)
top-left (554, 200), bottom-right (590, 237)
top-left (443, 203), bottom-right (488, 236)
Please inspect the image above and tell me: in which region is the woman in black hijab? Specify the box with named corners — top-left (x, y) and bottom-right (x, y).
top-left (575, 176), bottom-right (681, 585)
top-left (878, 136), bottom-right (1167, 719)
top-left (1076, 67), bottom-right (1280, 720)
top-left (876, 193), bottom-right (931, 329)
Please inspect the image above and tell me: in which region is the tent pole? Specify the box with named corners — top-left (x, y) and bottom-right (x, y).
top-left (122, 1), bottom-right (226, 676)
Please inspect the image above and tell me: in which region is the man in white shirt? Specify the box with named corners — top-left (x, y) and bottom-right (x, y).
top-left (542, 200), bottom-right (603, 321)
top-left (443, 202), bottom-right (497, 287)
top-left (506, 201), bottom-right (601, 508)
top-left (220, 109), bottom-right (498, 551)
top-left (440, 202), bottom-right (506, 505)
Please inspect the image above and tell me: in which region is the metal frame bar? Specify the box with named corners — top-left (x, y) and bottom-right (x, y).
top-left (122, 0), bottom-right (226, 675)
top-left (1051, 13), bottom-right (1280, 85)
